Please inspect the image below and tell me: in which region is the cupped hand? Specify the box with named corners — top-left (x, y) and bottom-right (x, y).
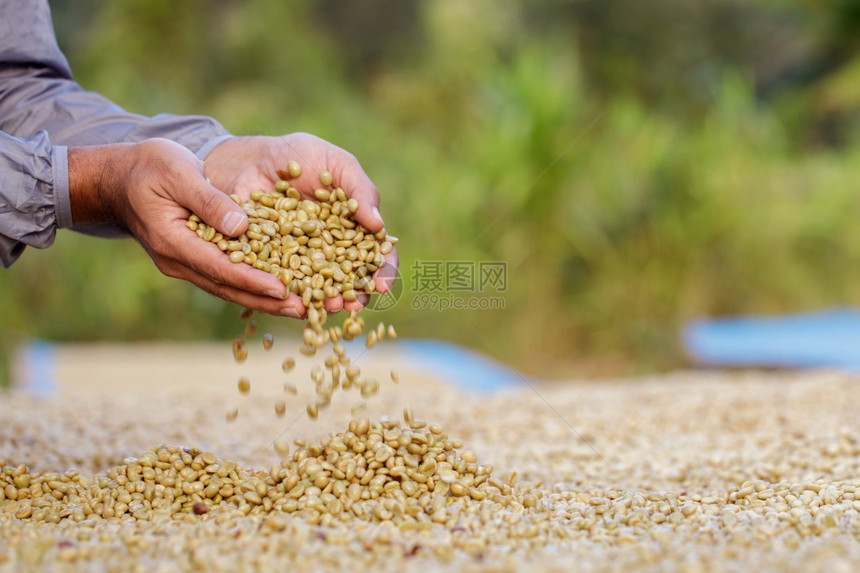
top-left (68, 138), bottom-right (304, 317)
top-left (203, 133), bottom-right (399, 315)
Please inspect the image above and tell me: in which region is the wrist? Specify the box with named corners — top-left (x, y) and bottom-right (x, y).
top-left (68, 143), bottom-right (134, 226)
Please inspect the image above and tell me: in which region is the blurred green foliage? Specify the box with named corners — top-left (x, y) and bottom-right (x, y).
top-left (2, 0), bottom-right (860, 382)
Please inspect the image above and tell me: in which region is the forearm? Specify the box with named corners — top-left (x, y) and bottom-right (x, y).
top-left (67, 143), bottom-right (134, 227)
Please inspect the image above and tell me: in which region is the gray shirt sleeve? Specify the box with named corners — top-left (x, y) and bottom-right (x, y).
top-left (0, 130), bottom-right (69, 267)
top-left (0, 0), bottom-right (233, 266)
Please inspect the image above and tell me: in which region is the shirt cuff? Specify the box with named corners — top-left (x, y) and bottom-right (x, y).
top-left (51, 145), bottom-right (73, 229)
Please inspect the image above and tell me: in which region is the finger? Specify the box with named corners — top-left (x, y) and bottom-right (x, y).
top-left (353, 196), bottom-right (384, 233)
top-left (277, 292), bottom-right (307, 318)
top-left (343, 292), bottom-right (369, 313)
top-left (280, 292), bottom-right (306, 317)
top-left (291, 300), bottom-right (309, 319)
top-left (324, 295), bottom-right (344, 313)
top-left (176, 172), bottom-right (249, 238)
top-left (372, 246), bottom-right (399, 294)
top-left (333, 154), bottom-right (384, 232)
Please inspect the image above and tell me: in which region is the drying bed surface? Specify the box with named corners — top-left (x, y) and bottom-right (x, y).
top-left (1, 351), bottom-right (859, 572)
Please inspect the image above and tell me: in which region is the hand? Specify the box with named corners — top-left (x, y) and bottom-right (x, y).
top-left (68, 138), bottom-right (304, 317)
top-left (203, 133), bottom-right (399, 315)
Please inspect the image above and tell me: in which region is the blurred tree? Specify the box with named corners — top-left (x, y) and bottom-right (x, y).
top-left (313, 0), bottom-right (421, 82)
top-left (2, 0), bottom-right (859, 380)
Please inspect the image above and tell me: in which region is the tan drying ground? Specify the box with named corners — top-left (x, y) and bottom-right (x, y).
top-left (1, 341), bottom-right (859, 572)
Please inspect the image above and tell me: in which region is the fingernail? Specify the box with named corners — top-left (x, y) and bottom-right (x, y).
top-left (264, 289), bottom-right (285, 299)
top-left (372, 206), bottom-right (382, 223)
top-left (222, 211), bottom-right (245, 237)
top-left (281, 306), bottom-right (301, 318)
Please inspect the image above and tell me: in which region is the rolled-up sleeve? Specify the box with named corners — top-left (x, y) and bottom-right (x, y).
top-left (0, 130), bottom-right (69, 267)
top-left (0, 0), bottom-right (233, 263)
top-left (0, 75), bottom-right (232, 159)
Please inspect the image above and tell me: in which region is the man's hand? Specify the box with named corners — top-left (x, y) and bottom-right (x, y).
top-left (203, 133), bottom-right (399, 315)
top-left (68, 138), bottom-right (304, 317)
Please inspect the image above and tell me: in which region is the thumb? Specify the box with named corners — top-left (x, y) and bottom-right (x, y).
top-left (181, 180), bottom-right (248, 238)
top-left (339, 166), bottom-right (384, 232)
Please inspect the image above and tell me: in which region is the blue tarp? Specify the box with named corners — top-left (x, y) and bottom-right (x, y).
top-left (398, 339), bottom-right (525, 392)
top-left (336, 337), bottom-right (526, 392)
top-left (17, 340), bottom-right (57, 396)
top-left (683, 307), bottom-right (860, 372)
